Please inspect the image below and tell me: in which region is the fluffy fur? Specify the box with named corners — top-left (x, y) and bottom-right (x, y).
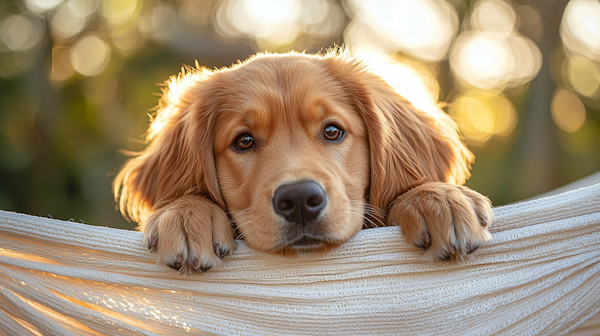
top-left (114, 50), bottom-right (492, 273)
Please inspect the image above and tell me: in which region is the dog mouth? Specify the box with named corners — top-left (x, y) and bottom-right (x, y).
top-left (289, 236), bottom-right (326, 248)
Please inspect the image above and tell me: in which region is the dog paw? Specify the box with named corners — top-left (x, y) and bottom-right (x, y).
top-left (386, 182), bottom-right (492, 261)
top-left (141, 195), bottom-right (236, 273)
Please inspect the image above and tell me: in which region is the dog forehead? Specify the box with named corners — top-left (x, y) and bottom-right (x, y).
top-left (220, 57), bottom-right (345, 125)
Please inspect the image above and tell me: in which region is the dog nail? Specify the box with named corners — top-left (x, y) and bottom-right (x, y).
top-left (422, 230), bottom-right (430, 244)
top-left (192, 258), bottom-right (200, 270)
top-left (200, 265), bottom-right (212, 272)
top-left (214, 244), bottom-right (229, 258)
top-left (467, 244), bottom-right (480, 254)
top-left (167, 263), bottom-right (181, 271)
top-left (478, 214), bottom-right (488, 227)
top-left (149, 233), bottom-right (157, 250)
top-left (449, 244), bottom-right (456, 255)
top-left (176, 254), bottom-right (184, 264)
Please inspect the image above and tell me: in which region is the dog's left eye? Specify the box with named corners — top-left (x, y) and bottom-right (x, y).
top-left (323, 124), bottom-right (344, 141)
top-left (232, 133), bottom-right (255, 152)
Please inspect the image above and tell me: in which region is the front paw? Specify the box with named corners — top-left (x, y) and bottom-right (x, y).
top-left (387, 182), bottom-right (492, 261)
top-left (141, 195), bottom-right (236, 273)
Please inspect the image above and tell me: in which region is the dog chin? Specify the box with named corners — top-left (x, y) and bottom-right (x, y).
top-left (274, 235), bottom-right (340, 257)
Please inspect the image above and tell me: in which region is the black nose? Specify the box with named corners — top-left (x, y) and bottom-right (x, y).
top-left (272, 180), bottom-right (327, 225)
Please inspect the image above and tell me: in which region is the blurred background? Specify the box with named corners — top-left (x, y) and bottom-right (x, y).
top-left (0, 0), bottom-right (599, 229)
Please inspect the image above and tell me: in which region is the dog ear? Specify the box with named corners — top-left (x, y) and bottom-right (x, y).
top-left (113, 68), bottom-right (224, 222)
top-left (323, 55), bottom-right (473, 216)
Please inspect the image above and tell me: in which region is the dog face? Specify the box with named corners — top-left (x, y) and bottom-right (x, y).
top-left (114, 51), bottom-right (475, 262)
top-left (211, 56), bottom-right (370, 255)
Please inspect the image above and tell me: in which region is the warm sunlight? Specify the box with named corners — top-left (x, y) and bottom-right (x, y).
top-left (359, 51), bottom-right (440, 116)
top-left (451, 32), bottom-right (509, 90)
top-left (450, 91), bottom-right (517, 146)
top-left (561, 0), bottom-right (600, 61)
top-left (449, 0), bottom-right (541, 90)
top-left (345, 0), bottom-right (458, 61)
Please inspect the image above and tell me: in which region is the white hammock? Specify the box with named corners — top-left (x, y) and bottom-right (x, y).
top-left (1, 184), bottom-right (599, 336)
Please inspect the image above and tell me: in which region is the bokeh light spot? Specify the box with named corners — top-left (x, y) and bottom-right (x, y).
top-left (0, 15), bottom-right (44, 52)
top-left (70, 35), bottom-right (111, 76)
top-left (24, 0), bottom-right (64, 13)
top-left (560, 0), bottom-right (600, 60)
top-left (450, 92), bottom-right (517, 146)
top-left (471, 0), bottom-right (516, 39)
top-left (450, 0), bottom-right (541, 91)
top-left (67, 0), bottom-right (100, 18)
top-left (51, 5), bottom-right (88, 39)
top-left (566, 56), bottom-right (600, 97)
top-left (245, 0), bottom-right (301, 25)
top-left (450, 32), bottom-right (509, 89)
top-left (110, 27), bottom-right (145, 56)
top-left (139, 4), bottom-right (178, 41)
top-left (223, 0), bottom-right (302, 46)
top-left (551, 89), bottom-right (586, 133)
top-left (100, 0), bottom-right (138, 26)
top-left (345, 0), bottom-right (458, 61)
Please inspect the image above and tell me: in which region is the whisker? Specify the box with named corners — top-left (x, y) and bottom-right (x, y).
top-left (348, 210), bottom-right (381, 228)
top-left (229, 207), bottom-right (254, 223)
top-left (351, 200), bottom-right (386, 217)
top-left (347, 200), bottom-right (386, 227)
top-left (362, 210), bottom-right (386, 227)
top-left (236, 226), bottom-right (256, 240)
top-left (234, 220), bottom-right (253, 231)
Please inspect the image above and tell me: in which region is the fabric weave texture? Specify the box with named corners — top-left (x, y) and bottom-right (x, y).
top-left (0, 184), bottom-right (599, 335)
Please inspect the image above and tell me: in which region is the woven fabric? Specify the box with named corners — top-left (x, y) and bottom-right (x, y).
top-left (0, 184), bottom-right (599, 336)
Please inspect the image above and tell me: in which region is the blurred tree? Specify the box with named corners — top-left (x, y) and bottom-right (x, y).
top-left (514, 0), bottom-right (568, 199)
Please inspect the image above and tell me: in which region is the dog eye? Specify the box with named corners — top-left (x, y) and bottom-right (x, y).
top-left (233, 133), bottom-right (255, 151)
top-left (323, 124), bottom-right (344, 141)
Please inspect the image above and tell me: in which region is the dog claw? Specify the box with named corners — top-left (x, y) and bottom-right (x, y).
top-left (449, 244), bottom-right (456, 255)
top-left (478, 213), bottom-right (489, 227)
top-left (422, 230), bottom-right (430, 244)
top-left (167, 262), bottom-right (181, 271)
top-left (176, 254), bottom-right (184, 264)
top-left (148, 233), bottom-right (158, 251)
top-left (467, 243), bottom-right (480, 254)
top-left (415, 230), bottom-right (431, 249)
top-left (214, 244), bottom-right (229, 258)
top-left (192, 258), bottom-right (200, 270)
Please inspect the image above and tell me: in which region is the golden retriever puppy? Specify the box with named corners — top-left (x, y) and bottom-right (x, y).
top-left (113, 51), bottom-right (492, 273)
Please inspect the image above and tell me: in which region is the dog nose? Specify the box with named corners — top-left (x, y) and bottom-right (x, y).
top-left (272, 180), bottom-right (327, 225)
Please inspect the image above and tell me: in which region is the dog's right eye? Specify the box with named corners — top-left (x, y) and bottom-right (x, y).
top-left (323, 124), bottom-right (344, 142)
top-left (232, 133), bottom-right (255, 152)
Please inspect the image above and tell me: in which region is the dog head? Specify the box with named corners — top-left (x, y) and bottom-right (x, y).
top-left (114, 51), bottom-right (472, 256)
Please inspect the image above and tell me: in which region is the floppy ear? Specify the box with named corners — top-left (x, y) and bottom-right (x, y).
top-left (113, 68), bottom-right (224, 222)
top-left (323, 55), bottom-right (473, 216)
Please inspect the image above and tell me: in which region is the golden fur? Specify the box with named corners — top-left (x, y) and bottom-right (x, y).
top-left (114, 50), bottom-right (492, 273)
